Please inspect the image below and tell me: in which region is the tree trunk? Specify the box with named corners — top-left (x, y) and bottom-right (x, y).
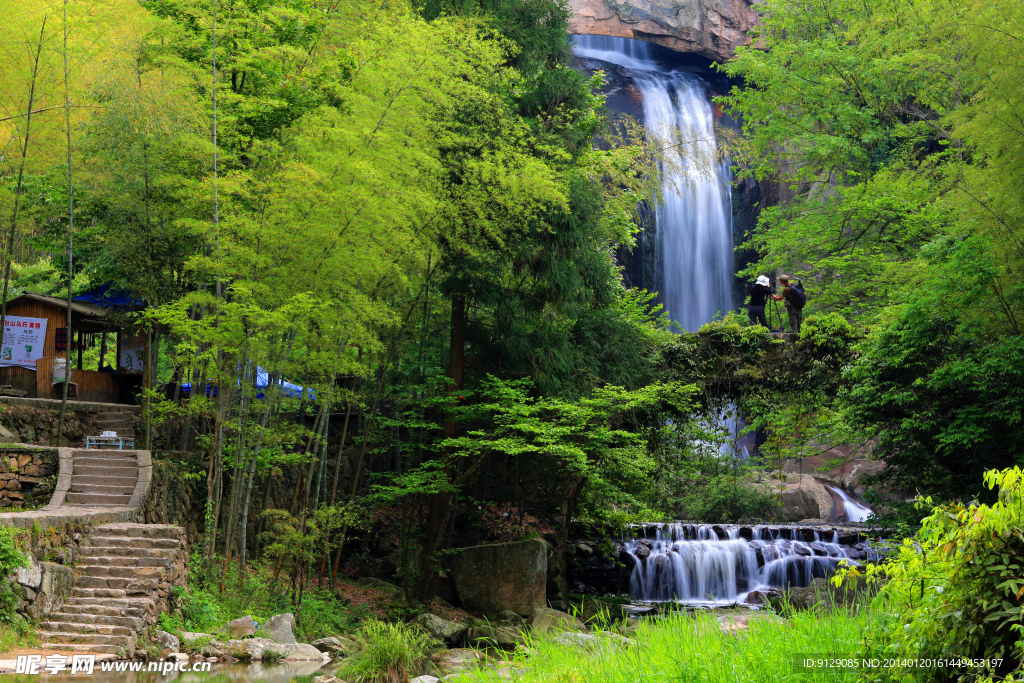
top-left (410, 293), bottom-right (467, 601)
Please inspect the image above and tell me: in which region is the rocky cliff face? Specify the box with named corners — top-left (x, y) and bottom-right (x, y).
top-left (568, 0), bottom-right (761, 62)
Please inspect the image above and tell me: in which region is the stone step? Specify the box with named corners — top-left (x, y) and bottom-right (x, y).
top-left (69, 483), bottom-right (135, 495)
top-left (75, 576), bottom-right (160, 591)
top-left (74, 455), bottom-right (138, 467)
top-left (64, 595), bottom-right (155, 609)
top-left (72, 474), bottom-right (137, 487)
top-left (45, 612), bottom-right (144, 630)
top-left (40, 621), bottom-right (134, 636)
top-left (77, 565), bottom-right (166, 579)
top-left (64, 492), bottom-right (132, 506)
top-left (91, 524), bottom-right (182, 540)
top-left (39, 631), bottom-right (132, 648)
top-left (77, 554), bottom-right (170, 567)
top-left (72, 465), bottom-right (138, 478)
top-left (59, 602), bottom-right (151, 618)
top-left (93, 420), bottom-right (135, 428)
top-left (71, 587), bottom-right (127, 599)
top-left (79, 545), bottom-right (177, 559)
top-left (84, 536), bottom-right (181, 550)
top-left (34, 639), bottom-right (127, 655)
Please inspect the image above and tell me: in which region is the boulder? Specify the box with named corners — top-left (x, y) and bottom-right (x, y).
top-left (311, 636), bottom-right (352, 656)
top-left (435, 648), bottom-right (485, 674)
top-left (575, 543), bottom-right (594, 557)
top-left (283, 643), bottom-right (329, 661)
top-left (447, 539), bottom-right (547, 617)
top-left (25, 562), bottom-right (74, 620)
top-left (154, 630), bottom-right (180, 652)
top-left (496, 610), bottom-right (526, 629)
top-left (0, 424), bottom-right (16, 444)
top-left (15, 559), bottom-right (41, 589)
top-left (167, 652), bottom-right (189, 662)
top-left (223, 637), bottom-right (292, 661)
top-left (530, 607), bottom-right (586, 634)
top-left (788, 576), bottom-right (878, 611)
top-left (743, 588), bottom-right (783, 605)
top-left (553, 631), bottom-right (631, 651)
top-left (779, 487), bottom-right (820, 522)
top-left (413, 613), bottom-right (466, 645)
top-left (259, 613), bottom-right (297, 644)
top-left (223, 615), bottom-right (258, 639)
top-left (313, 677), bottom-right (339, 683)
top-left (580, 598), bottom-right (628, 624)
top-left (410, 677), bottom-right (442, 683)
top-left (464, 624), bottom-right (523, 650)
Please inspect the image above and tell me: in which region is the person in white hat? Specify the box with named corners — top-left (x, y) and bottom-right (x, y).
top-left (747, 275), bottom-right (772, 328)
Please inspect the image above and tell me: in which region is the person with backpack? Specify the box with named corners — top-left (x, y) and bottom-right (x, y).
top-left (747, 275), bottom-right (772, 328)
top-left (772, 275), bottom-right (806, 333)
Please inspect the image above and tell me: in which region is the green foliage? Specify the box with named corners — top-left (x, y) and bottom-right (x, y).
top-left (676, 471), bottom-right (780, 524)
top-left (845, 256), bottom-right (1024, 500)
top-left (838, 467), bottom-right (1024, 682)
top-left (0, 526), bottom-right (28, 626)
top-left (340, 620), bottom-right (441, 683)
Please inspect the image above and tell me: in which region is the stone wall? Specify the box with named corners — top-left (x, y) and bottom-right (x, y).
top-left (0, 402), bottom-right (103, 447)
top-left (0, 447), bottom-right (57, 508)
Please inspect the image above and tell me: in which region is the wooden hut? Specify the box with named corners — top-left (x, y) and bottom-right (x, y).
top-left (0, 293), bottom-right (146, 404)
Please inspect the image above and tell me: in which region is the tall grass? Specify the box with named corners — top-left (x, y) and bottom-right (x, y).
top-left (464, 608), bottom-right (880, 683)
top-left (340, 620), bottom-right (441, 683)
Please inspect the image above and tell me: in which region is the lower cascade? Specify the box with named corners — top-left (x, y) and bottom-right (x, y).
top-left (622, 523), bottom-right (878, 604)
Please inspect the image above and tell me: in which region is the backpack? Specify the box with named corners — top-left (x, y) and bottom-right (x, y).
top-left (789, 280), bottom-right (807, 309)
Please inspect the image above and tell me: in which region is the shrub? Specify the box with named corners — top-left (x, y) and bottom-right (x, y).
top-left (839, 467), bottom-right (1024, 682)
top-left (294, 588), bottom-right (364, 642)
top-left (340, 620), bottom-right (440, 683)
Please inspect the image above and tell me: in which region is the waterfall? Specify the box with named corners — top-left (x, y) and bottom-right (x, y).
top-left (623, 523), bottom-right (878, 604)
top-left (823, 484), bottom-right (874, 522)
top-left (572, 35), bottom-right (734, 332)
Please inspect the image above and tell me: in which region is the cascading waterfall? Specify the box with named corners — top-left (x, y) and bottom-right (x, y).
top-left (571, 37), bottom-right (876, 604)
top-left (624, 523), bottom-right (878, 604)
top-left (572, 35), bottom-right (734, 332)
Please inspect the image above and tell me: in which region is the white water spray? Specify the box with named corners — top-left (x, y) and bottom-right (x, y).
top-left (624, 523), bottom-right (877, 604)
top-left (824, 484), bottom-right (873, 522)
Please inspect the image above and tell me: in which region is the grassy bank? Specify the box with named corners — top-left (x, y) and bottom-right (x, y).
top-left (464, 608), bottom-right (875, 683)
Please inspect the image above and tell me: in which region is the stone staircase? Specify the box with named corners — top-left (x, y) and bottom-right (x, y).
top-left (65, 450), bottom-right (140, 507)
top-left (38, 523), bottom-right (187, 656)
top-left (93, 410), bottom-right (137, 445)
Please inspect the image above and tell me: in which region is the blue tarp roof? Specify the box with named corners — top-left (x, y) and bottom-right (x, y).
top-left (73, 284), bottom-right (144, 310)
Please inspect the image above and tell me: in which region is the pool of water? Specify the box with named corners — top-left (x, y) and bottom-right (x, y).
top-left (3, 659), bottom-right (341, 682)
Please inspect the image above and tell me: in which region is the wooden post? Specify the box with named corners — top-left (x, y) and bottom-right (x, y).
top-left (76, 328), bottom-right (83, 370)
top-left (98, 331), bottom-right (107, 370)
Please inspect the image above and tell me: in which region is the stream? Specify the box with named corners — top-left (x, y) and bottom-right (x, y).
top-left (2, 659), bottom-right (341, 682)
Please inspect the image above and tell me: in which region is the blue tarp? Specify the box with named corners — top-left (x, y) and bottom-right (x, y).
top-left (73, 284), bottom-right (144, 310)
top-left (182, 366), bottom-right (314, 400)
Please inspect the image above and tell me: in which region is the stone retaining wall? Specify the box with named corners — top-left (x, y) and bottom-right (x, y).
top-left (0, 402), bottom-right (103, 448)
top-left (0, 447), bottom-right (57, 508)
